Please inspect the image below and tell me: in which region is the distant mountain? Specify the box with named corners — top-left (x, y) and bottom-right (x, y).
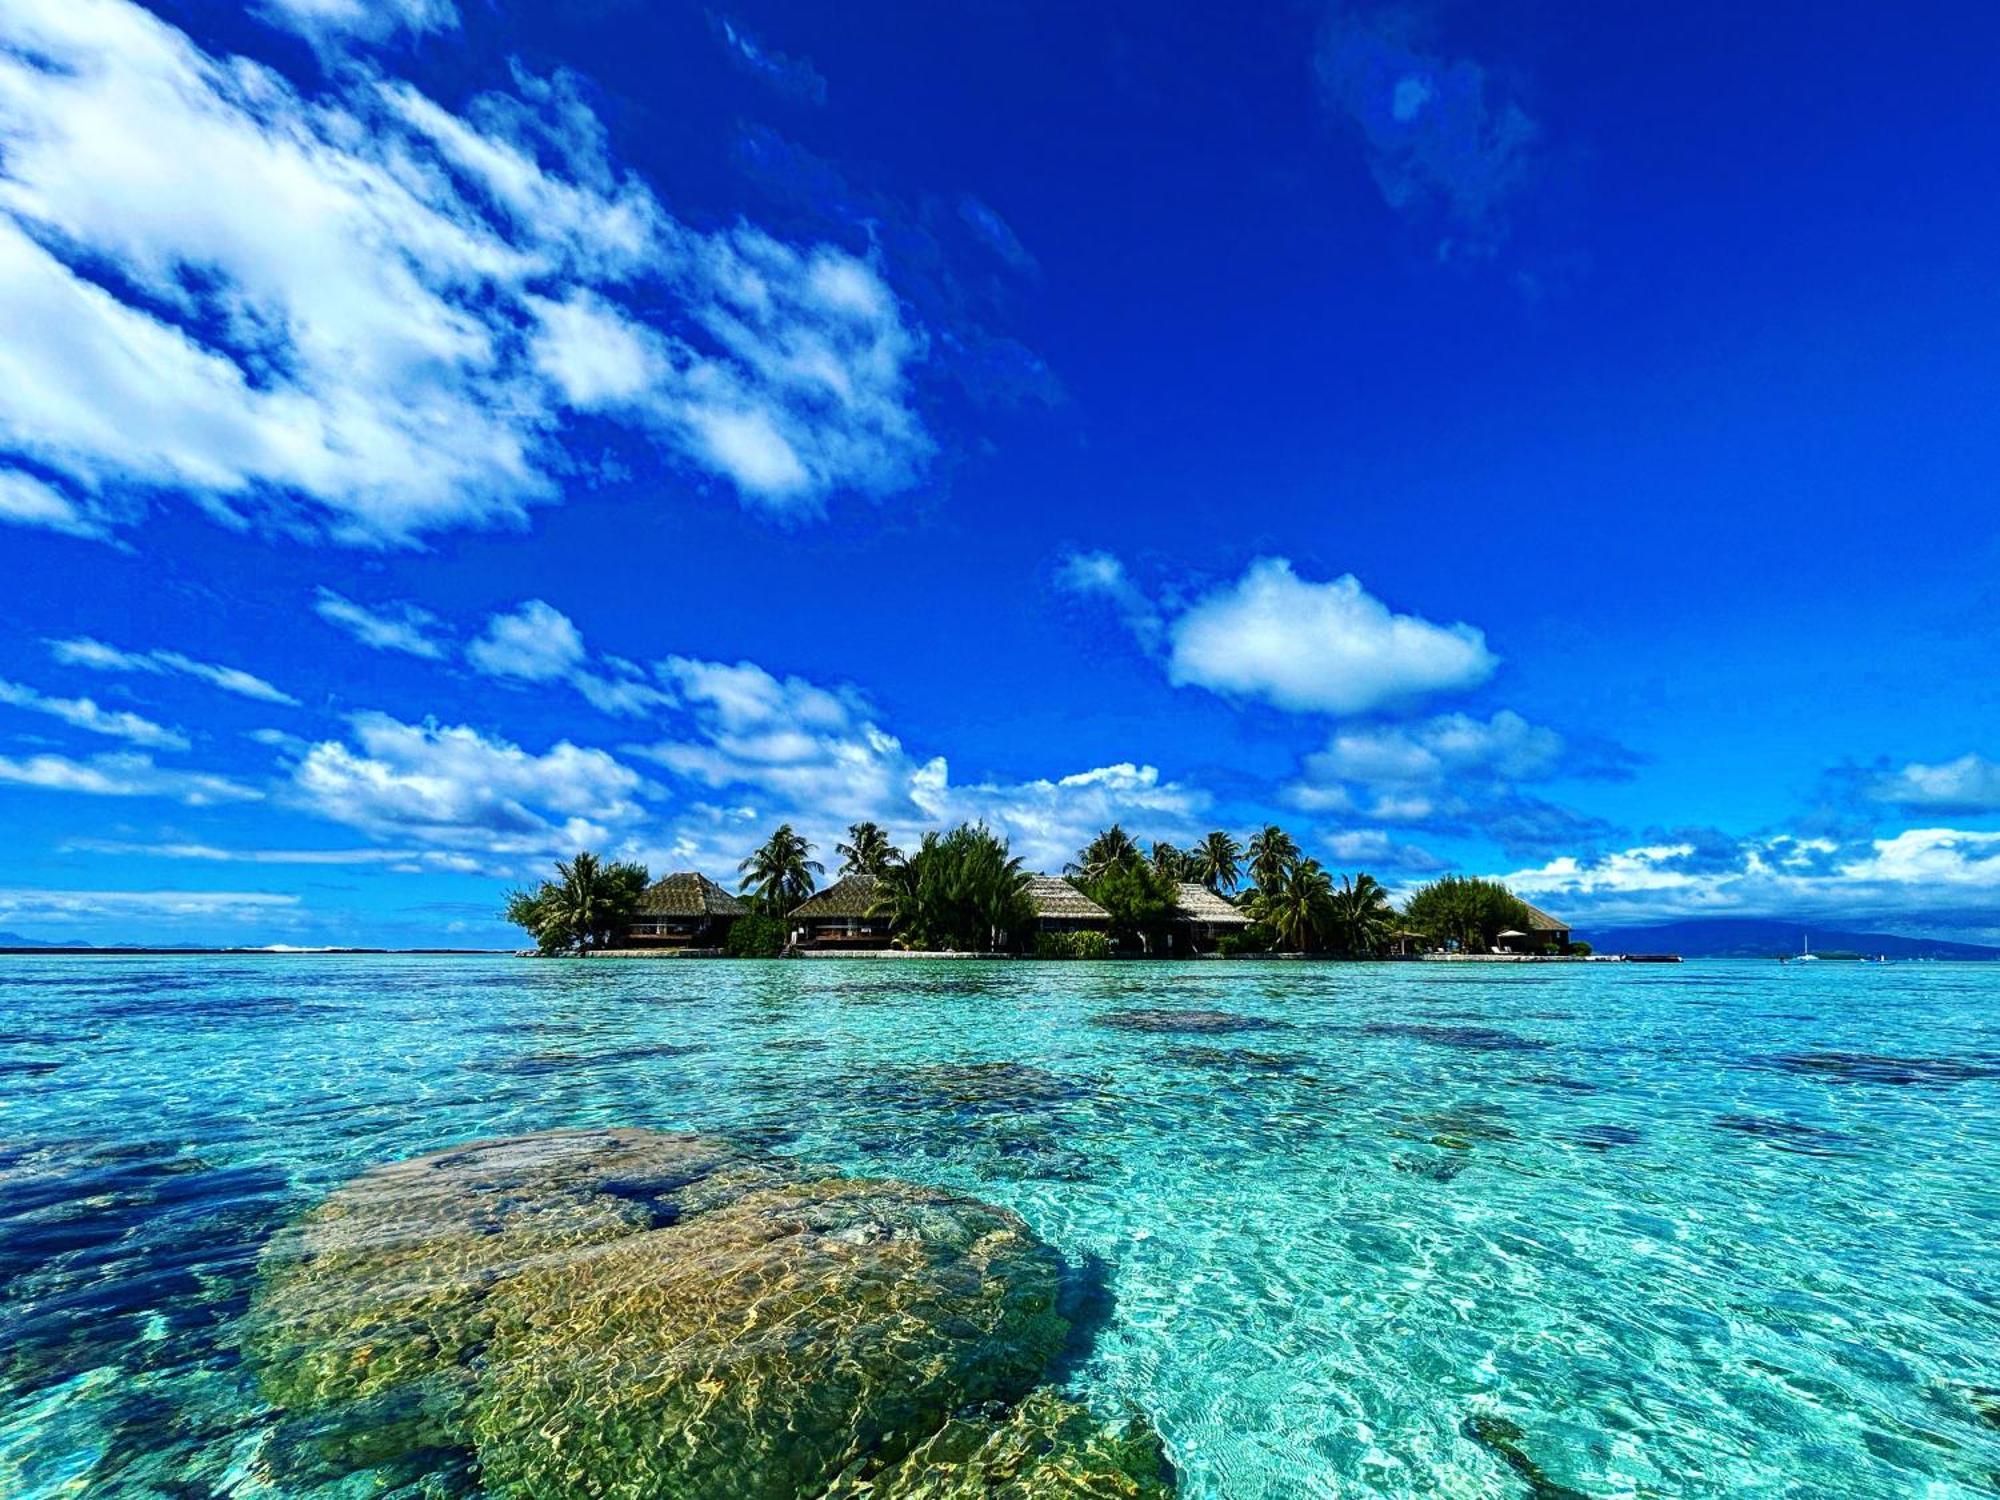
top-left (1581, 917), bottom-right (2000, 960)
top-left (0, 931), bottom-right (93, 948)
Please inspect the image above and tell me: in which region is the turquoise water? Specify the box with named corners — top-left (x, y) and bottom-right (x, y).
top-left (3, 955), bottom-right (1999, 1497)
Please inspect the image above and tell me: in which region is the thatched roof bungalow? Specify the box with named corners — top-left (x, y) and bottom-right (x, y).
top-left (1171, 882), bottom-right (1251, 953)
top-left (1025, 876), bottom-right (1109, 933)
top-left (1497, 902), bottom-right (1571, 954)
top-left (788, 875), bottom-right (891, 950)
top-left (623, 872), bottom-right (746, 949)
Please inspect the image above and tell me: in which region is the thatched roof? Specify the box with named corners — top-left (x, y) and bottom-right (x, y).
top-left (1025, 876), bottom-right (1108, 921)
top-left (635, 871), bottom-right (747, 919)
top-left (1520, 902), bottom-right (1569, 932)
top-left (1173, 882), bottom-right (1251, 927)
top-left (788, 874), bottom-right (882, 920)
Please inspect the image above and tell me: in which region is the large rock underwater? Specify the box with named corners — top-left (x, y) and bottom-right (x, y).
top-left (244, 1127), bottom-right (1174, 1498)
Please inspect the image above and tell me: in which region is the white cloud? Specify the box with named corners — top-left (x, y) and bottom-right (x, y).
top-left (290, 712), bottom-right (648, 855)
top-left (0, 0), bottom-right (931, 545)
top-left (1054, 549), bottom-right (1163, 649)
top-left (1872, 754), bottom-right (2000, 815)
top-left (255, 0), bottom-right (457, 47)
top-left (1502, 828), bottom-right (2000, 930)
top-left (0, 750), bottom-right (259, 804)
top-left (1297, 710), bottom-right (1562, 799)
top-left (636, 656), bottom-right (1207, 873)
top-left (468, 600), bottom-right (673, 717)
top-left (1168, 559), bottom-right (1495, 714)
top-left (47, 637), bottom-right (297, 705)
top-left (466, 600), bottom-right (587, 682)
top-left (0, 677), bottom-right (188, 750)
top-left (65, 838), bottom-right (482, 872)
top-left (0, 887), bottom-right (302, 926)
top-left (313, 589), bottom-right (448, 659)
top-left (0, 466), bottom-right (108, 540)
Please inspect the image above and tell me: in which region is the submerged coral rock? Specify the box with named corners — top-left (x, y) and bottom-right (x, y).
top-left (1093, 1009), bottom-right (1285, 1035)
top-left (247, 1129), bottom-right (1112, 1499)
top-left (831, 1391), bottom-right (1175, 1498)
top-left (471, 1175), bottom-right (1068, 1499)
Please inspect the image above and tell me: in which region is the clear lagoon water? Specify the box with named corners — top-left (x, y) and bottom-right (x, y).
top-left (3, 955), bottom-right (1998, 1497)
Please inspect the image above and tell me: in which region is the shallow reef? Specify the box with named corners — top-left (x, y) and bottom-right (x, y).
top-left (1361, 1022), bottom-right (1549, 1053)
top-left (245, 1127), bottom-right (1173, 1498)
top-left (1755, 1051), bottom-right (2000, 1087)
top-left (1093, 1009), bottom-right (1287, 1035)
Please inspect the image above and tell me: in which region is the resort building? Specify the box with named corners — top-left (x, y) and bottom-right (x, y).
top-left (1025, 876), bottom-right (1110, 935)
top-left (623, 872), bottom-right (747, 950)
top-left (1170, 882), bottom-right (1252, 953)
top-left (1495, 903), bottom-right (1573, 955)
top-left (788, 875), bottom-right (893, 951)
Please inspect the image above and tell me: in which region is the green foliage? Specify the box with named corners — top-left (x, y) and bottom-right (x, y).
top-left (1194, 830), bottom-right (1242, 894)
top-left (1566, 939), bottom-right (1593, 957)
top-left (724, 910), bottom-right (787, 958)
top-left (1081, 861), bottom-right (1178, 955)
top-left (835, 821), bottom-right (901, 878)
top-left (870, 823), bottom-right (1035, 952)
top-left (1032, 929), bottom-right (1113, 960)
top-left (503, 851), bottom-right (649, 954)
top-left (738, 824), bottom-right (825, 909)
top-left (1216, 921), bottom-right (1276, 957)
top-left (1245, 825), bottom-right (1300, 895)
top-left (1148, 841), bottom-right (1201, 883)
top-left (1401, 875), bottom-right (1533, 953)
top-left (1066, 824), bottom-right (1141, 884)
top-left (1328, 872), bottom-right (1396, 958)
top-left (1249, 856), bottom-right (1335, 952)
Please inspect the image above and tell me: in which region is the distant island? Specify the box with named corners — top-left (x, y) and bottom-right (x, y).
top-left (1580, 918), bottom-right (2000, 961)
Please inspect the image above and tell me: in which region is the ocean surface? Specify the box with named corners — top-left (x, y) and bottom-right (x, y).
top-left (2, 955), bottom-right (1998, 1498)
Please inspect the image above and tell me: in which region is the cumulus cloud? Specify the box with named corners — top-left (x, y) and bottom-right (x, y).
top-left (47, 637), bottom-right (297, 705)
top-left (289, 712), bottom-right (648, 855)
top-left (1315, 4), bottom-right (1540, 256)
top-left (0, 677), bottom-right (188, 750)
top-left (1503, 828), bottom-right (2000, 932)
top-left (0, 750), bottom-right (259, 804)
top-left (1872, 754), bottom-right (2000, 816)
top-left (1302, 709), bottom-right (1562, 788)
top-left (467, 601), bottom-right (674, 717)
top-left (0, 887), bottom-right (301, 928)
top-left (313, 589), bottom-right (448, 659)
top-left (0, 0), bottom-right (931, 545)
top-left (1167, 558), bottom-right (1495, 714)
top-left (635, 656), bottom-right (1208, 873)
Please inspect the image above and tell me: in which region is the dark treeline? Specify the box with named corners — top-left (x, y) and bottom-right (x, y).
top-left (504, 820), bottom-right (1560, 957)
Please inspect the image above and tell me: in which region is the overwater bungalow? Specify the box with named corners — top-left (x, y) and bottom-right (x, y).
top-left (1171, 881), bottom-right (1252, 953)
top-left (1025, 876), bottom-right (1109, 935)
top-left (788, 875), bottom-right (893, 951)
top-left (622, 872), bottom-right (747, 950)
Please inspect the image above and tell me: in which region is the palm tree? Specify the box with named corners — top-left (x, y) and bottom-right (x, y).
top-left (1068, 824), bottom-right (1141, 883)
top-left (1329, 872), bottom-right (1395, 957)
top-left (835, 821), bottom-right (900, 877)
top-left (1255, 855), bottom-right (1334, 953)
top-left (1194, 831), bottom-right (1242, 894)
top-left (1149, 841), bottom-right (1198, 884)
top-left (504, 850), bottom-right (650, 953)
top-left (1246, 824), bottom-right (1300, 895)
top-left (738, 824), bottom-right (824, 910)
top-left (869, 824), bottom-right (1032, 951)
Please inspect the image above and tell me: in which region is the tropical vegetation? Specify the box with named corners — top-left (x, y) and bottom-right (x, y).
top-left (738, 824), bottom-right (824, 909)
top-left (869, 823), bottom-right (1035, 951)
top-left (504, 851), bottom-right (650, 954)
top-left (1400, 875), bottom-right (1534, 954)
top-left (835, 821), bottom-right (901, 878)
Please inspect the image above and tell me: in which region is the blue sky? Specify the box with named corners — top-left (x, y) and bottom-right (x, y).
top-left (3, 0), bottom-right (1998, 946)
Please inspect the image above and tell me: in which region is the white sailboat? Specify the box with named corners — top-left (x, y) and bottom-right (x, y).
top-left (1795, 933), bottom-right (1819, 963)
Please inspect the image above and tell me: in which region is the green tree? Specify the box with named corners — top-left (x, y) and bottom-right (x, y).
top-left (723, 910), bottom-right (787, 958)
top-left (1082, 860), bottom-right (1178, 955)
top-left (1194, 831), bottom-right (1243, 894)
top-left (1068, 824), bottom-right (1142, 883)
top-left (1148, 841), bottom-right (1200, 884)
top-left (1252, 856), bottom-right (1335, 953)
top-left (1401, 876), bottom-right (1533, 953)
top-left (1245, 825), bottom-right (1300, 897)
top-left (503, 851), bottom-right (650, 954)
top-left (738, 824), bottom-right (824, 910)
top-left (1328, 872), bottom-right (1395, 958)
top-left (835, 821), bottom-right (900, 877)
top-left (870, 823), bottom-right (1034, 951)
